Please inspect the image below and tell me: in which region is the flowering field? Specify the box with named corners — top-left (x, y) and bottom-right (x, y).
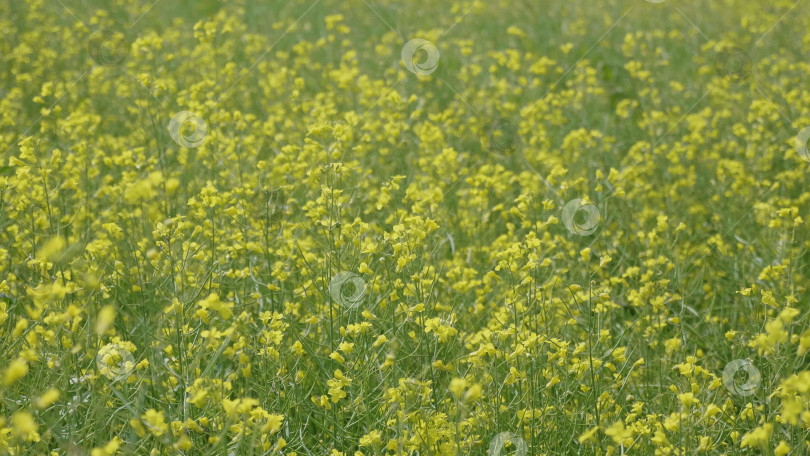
top-left (1, 0), bottom-right (810, 454)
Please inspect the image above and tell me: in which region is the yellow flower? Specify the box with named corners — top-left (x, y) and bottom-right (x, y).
top-left (372, 335), bottom-right (387, 348)
top-left (3, 358), bottom-right (28, 387)
top-left (327, 370), bottom-right (352, 403)
top-left (580, 247), bottom-right (591, 262)
top-left (578, 426), bottom-right (598, 444)
top-left (651, 429), bottom-right (670, 447)
top-left (264, 414), bottom-right (284, 434)
top-left (195, 293), bottom-right (234, 322)
top-left (329, 351), bottom-right (346, 364)
top-left (740, 423), bottom-right (772, 449)
top-left (174, 435), bottom-right (192, 451)
top-left (91, 437), bottom-right (122, 456)
top-left (359, 430), bottom-right (382, 447)
top-left (464, 383), bottom-right (482, 402)
top-left (35, 388), bottom-right (60, 409)
top-left (36, 235), bottom-right (65, 261)
top-left (704, 404), bottom-right (722, 419)
top-left (604, 421), bottom-right (632, 445)
top-left (677, 392), bottom-right (700, 408)
top-left (449, 378), bottom-right (467, 398)
top-left (95, 305), bottom-right (116, 335)
top-left (338, 342), bottom-right (354, 354)
top-left (798, 329), bottom-right (810, 356)
top-left (11, 411), bottom-right (39, 442)
top-left (141, 409), bottom-right (169, 437)
top-left (775, 440), bottom-right (791, 456)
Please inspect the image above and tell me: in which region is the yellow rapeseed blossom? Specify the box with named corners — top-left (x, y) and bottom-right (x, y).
top-left (2, 358), bottom-right (28, 387)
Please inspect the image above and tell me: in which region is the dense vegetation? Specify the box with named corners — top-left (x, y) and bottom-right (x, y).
top-left (1, 0), bottom-right (809, 454)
